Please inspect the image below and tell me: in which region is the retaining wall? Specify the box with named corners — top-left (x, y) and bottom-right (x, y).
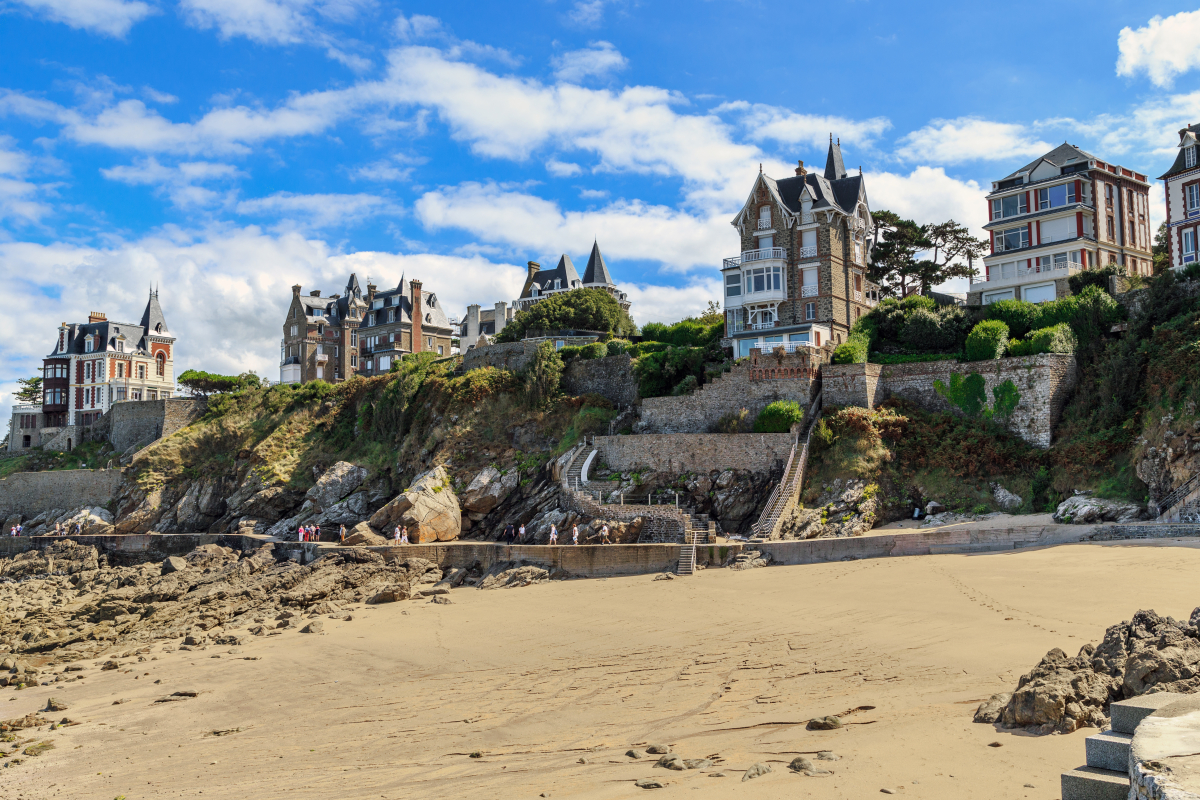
top-left (461, 341), bottom-right (537, 373)
top-left (0, 469), bottom-right (122, 519)
top-left (823, 353), bottom-right (1077, 448)
top-left (562, 353), bottom-right (638, 407)
top-left (594, 432), bottom-right (792, 475)
top-left (109, 397), bottom-right (208, 453)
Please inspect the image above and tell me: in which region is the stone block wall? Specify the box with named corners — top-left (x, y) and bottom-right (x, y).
top-left (562, 354), bottom-right (638, 407)
top-left (0, 469), bottom-right (122, 518)
top-left (108, 397), bottom-right (207, 453)
top-left (461, 341), bottom-right (535, 373)
top-left (639, 349), bottom-right (823, 434)
top-left (822, 353), bottom-right (1077, 448)
top-left (594, 433), bottom-right (793, 475)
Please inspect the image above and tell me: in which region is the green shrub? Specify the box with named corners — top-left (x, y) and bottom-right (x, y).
top-left (640, 318), bottom-right (724, 347)
top-left (1009, 322), bottom-right (1078, 357)
top-left (1068, 264), bottom-right (1124, 295)
top-left (753, 400), bottom-right (805, 433)
top-left (581, 341), bottom-right (608, 360)
top-left (626, 341), bottom-right (670, 358)
top-left (557, 345), bottom-right (583, 362)
top-left (671, 374), bottom-right (699, 395)
top-left (606, 339), bottom-right (630, 357)
top-left (832, 332), bottom-right (870, 364)
top-left (900, 307), bottom-right (958, 350)
top-left (521, 341), bottom-right (564, 409)
top-left (634, 345), bottom-right (705, 398)
top-left (901, 294), bottom-right (937, 312)
top-left (715, 408), bottom-right (751, 433)
top-left (965, 319), bottom-right (1009, 361)
top-left (871, 298), bottom-right (908, 341)
top-left (985, 299), bottom-right (1041, 339)
top-left (496, 287), bottom-right (636, 342)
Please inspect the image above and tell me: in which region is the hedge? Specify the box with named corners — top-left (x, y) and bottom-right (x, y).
top-left (1007, 322), bottom-right (1077, 357)
top-left (831, 331), bottom-right (870, 364)
top-left (753, 400), bottom-right (804, 433)
top-left (965, 319), bottom-right (1009, 361)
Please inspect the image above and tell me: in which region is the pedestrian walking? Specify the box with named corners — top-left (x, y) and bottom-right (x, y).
top-left (400, 526), bottom-right (409, 544)
top-left (548, 524), bottom-right (558, 545)
top-left (394, 525), bottom-right (401, 544)
top-left (315, 524), bottom-right (321, 542)
top-left (600, 524), bottom-right (611, 544)
top-left (297, 525), bottom-right (304, 543)
top-left (339, 524), bottom-right (346, 544)
top-left (572, 525), bottom-right (579, 545)
top-left (518, 524), bottom-right (526, 544)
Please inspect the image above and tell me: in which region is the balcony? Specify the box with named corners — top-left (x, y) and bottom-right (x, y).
top-left (796, 244), bottom-right (818, 260)
top-left (800, 211), bottom-right (814, 224)
top-left (979, 259), bottom-right (1081, 289)
top-left (731, 321), bottom-right (779, 333)
top-left (756, 218), bottom-right (772, 230)
top-left (800, 285), bottom-right (818, 297)
top-left (315, 353), bottom-right (329, 363)
top-left (723, 247), bottom-right (785, 269)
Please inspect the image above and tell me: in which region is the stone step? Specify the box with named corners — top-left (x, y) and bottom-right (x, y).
top-left (1110, 693), bottom-right (1182, 735)
top-left (1085, 730), bottom-right (1132, 772)
top-left (1060, 766), bottom-right (1128, 800)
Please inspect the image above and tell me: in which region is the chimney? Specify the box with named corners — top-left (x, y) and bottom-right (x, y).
top-left (366, 283), bottom-right (377, 304)
top-left (494, 301), bottom-right (507, 336)
top-left (466, 304), bottom-right (481, 345)
top-left (292, 284), bottom-right (302, 296)
top-left (309, 290), bottom-right (321, 297)
top-left (88, 312), bottom-right (107, 323)
top-left (795, 160), bottom-right (806, 177)
top-left (526, 260), bottom-right (541, 283)
top-left (411, 279), bottom-right (423, 354)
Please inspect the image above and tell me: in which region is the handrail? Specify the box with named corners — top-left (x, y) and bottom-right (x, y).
top-left (1158, 472), bottom-right (1200, 519)
top-left (750, 390), bottom-right (823, 538)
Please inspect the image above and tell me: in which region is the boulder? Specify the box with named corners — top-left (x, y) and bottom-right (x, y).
top-left (806, 715), bottom-right (841, 730)
top-left (369, 466), bottom-right (461, 543)
top-left (300, 620), bottom-right (324, 634)
top-left (742, 762), bottom-right (771, 781)
top-left (925, 500), bottom-right (946, 515)
top-left (342, 522), bottom-right (387, 546)
top-left (973, 692), bottom-right (1012, 723)
top-left (991, 484), bottom-right (1023, 512)
top-left (367, 585), bottom-right (410, 604)
top-left (656, 755), bottom-right (685, 771)
top-left (317, 491), bottom-right (370, 525)
top-left (478, 563), bottom-right (550, 589)
top-left (306, 462), bottom-right (368, 510)
top-left (787, 756), bottom-right (831, 776)
top-left (460, 466), bottom-right (518, 514)
top-left (1053, 494), bottom-right (1145, 524)
top-left (114, 489), bottom-right (165, 534)
top-left (161, 556), bottom-right (187, 575)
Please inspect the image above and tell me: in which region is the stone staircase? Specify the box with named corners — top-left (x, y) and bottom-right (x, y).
top-left (749, 391), bottom-right (823, 542)
top-left (1156, 472), bottom-right (1200, 523)
top-left (1060, 693), bottom-right (1184, 799)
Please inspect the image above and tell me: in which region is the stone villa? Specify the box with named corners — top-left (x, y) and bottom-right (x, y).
top-left (1160, 122), bottom-right (1200, 271)
top-left (8, 290), bottom-right (177, 451)
top-left (281, 273), bottom-right (454, 384)
top-left (723, 137), bottom-right (879, 357)
top-left (970, 143), bottom-right (1152, 305)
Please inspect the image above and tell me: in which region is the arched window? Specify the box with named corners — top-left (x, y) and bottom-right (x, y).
top-left (156, 352), bottom-right (166, 376)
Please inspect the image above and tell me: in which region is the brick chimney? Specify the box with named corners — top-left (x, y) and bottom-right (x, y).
top-left (411, 279), bottom-right (423, 354)
top-left (526, 261), bottom-right (541, 282)
top-left (366, 283), bottom-right (377, 305)
top-left (795, 160), bottom-right (807, 177)
top-left (309, 290), bottom-right (321, 297)
top-left (88, 312), bottom-right (107, 323)
top-left (292, 284), bottom-right (301, 296)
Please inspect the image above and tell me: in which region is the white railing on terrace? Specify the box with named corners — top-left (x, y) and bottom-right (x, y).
top-left (741, 246), bottom-right (785, 263)
top-left (761, 340), bottom-right (819, 354)
top-left (731, 321), bottom-right (778, 332)
top-left (982, 259), bottom-right (1079, 283)
top-left (757, 218), bottom-right (772, 230)
top-left (797, 244), bottom-right (818, 259)
top-left (801, 285), bottom-right (818, 297)
top-left (13, 404), bottom-right (39, 413)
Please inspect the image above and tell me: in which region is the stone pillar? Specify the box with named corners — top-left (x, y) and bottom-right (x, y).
top-left (411, 279), bottom-right (423, 354)
top-left (465, 304), bottom-right (480, 345)
top-left (494, 301), bottom-right (508, 337)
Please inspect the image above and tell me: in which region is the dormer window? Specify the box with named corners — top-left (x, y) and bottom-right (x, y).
top-left (531, 286), bottom-right (540, 297)
top-left (85, 336), bottom-right (94, 353)
top-left (554, 279), bottom-right (561, 289)
top-left (1187, 146), bottom-right (1197, 169)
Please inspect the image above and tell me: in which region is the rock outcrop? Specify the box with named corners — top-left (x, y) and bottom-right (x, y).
top-left (1053, 494), bottom-right (1146, 524)
top-left (981, 608), bottom-right (1200, 734)
top-left (369, 466), bottom-right (461, 543)
top-left (460, 466), bottom-right (518, 514)
top-left (776, 478), bottom-right (878, 540)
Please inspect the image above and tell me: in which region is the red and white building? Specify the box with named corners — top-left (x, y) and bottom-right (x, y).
top-left (1160, 123), bottom-right (1200, 270)
top-left (970, 144), bottom-right (1152, 305)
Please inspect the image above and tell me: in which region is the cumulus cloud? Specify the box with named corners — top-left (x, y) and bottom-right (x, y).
top-left (0, 136), bottom-right (53, 225)
top-left (1117, 9), bottom-right (1200, 88)
top-left (1048, 90), bottom-right (1200, 159)
top-left (9, 0), bottom-right (155, 37)
top-left (101, 157), bottom-right (243, 208)
top-left (867, 166), bottom-right (989, 236)
top-left (621, 279), bottom-right (723, 326)
top-left (719, 101), bottom-right (891, 149)
top-left (568, 0), bottom-right (610, 27)
top-left (546, 158), bottom-right (583, 177)
top-left (236, 191), bottom-right (398, 227)
top-left (415, 181), bottom-right (731, 272)
top-left (551, 41), bottom-right (627, 82)
top-left (350, 154), bottom-right (424, 183)
top-left (896, 117), bottom-right (1051, 164)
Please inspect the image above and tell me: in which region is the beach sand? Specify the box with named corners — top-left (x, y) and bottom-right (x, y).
top-left (6, 539), bottom-right (1200, 799)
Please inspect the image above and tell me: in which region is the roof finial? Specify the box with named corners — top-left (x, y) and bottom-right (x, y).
top-left (829, 133), bottom-right (833, 144)
top-left (759, 163), bottom-right (762, 174)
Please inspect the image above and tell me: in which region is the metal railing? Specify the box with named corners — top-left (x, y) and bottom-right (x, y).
top-left (982, 259), bottom-right (1079, 283)
top-left (730, 321), bottom-right (777, 332)
top-left (759, 340), bottom-right (818, 354)
top-left (800, 285), bottom-right (818, 297)
top-left (757, 218), bottom-right (772, 230)
top-left (800, 211), bottom-right (814, 224)
top-left (750, 391), bottom-right (824, 539)
top-left (1157, 473), bottom-right (1200, 520)
top-left (797, 244), bottom-right (818, 259)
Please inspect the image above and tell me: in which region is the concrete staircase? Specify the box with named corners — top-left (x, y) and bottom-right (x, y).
top-left (1061, 693), bottom-right (1183, 799)
top-left (1157, 472), bottom-right (1200, 522)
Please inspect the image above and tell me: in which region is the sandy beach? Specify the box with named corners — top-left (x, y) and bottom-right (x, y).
top-left (6, 539), bottom-right (1200, 800)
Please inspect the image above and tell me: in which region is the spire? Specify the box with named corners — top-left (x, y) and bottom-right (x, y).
top-left (345, 272), bottom-right (362, 298)
top-left (582, 240), bottom-right (614, 286)
top-left (140, 287), bottom-right (168, 335)
top-left (824, 134), bottom-right (847, 180)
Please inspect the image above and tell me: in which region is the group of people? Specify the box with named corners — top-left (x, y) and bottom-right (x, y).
top-left (297, 523), bottom-right (322, 543)
top-left (7, 521), bottom-right (85, 537)
top-left (392, 525), bottom-right (410, 544)
top-left (497, 522), bottom-right (611, 545)
top-left (7, 523), bottom-right (23, 537)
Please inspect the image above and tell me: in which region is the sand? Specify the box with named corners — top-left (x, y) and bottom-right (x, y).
top-left (6, 539), bottom-right (1200, 799)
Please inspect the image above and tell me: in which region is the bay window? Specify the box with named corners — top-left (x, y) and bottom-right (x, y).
top-left (744, 266), bottom-right (781, 294)
top-left (996, 226), bottom-right (1029, 252)
top-left (991, 194), bottom-right (1027, 219)
top-left (1037, 183), bottom-right (1077, 210)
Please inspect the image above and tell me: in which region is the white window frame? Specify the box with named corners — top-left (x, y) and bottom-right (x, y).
top-left (991, 194), bottom-right (1028, 220)
top-left (1186, 146), bottom-right (1197, 169)
top-left (1037, 183), bottom-right (1077, 210)
top-left (996, 226), bottom-right (1030, 253)
top-left (725, 272), bottom-right (741, 297)
top-left (1187, 184), bottom-right (1200, 217)
top-left (1021, 281), bottom-right (1057, 304)
top-left (1184, 229), bottom-right (1197, 264)
top-left (983, 289), bottom-right (1015, 305)
top-left (804, 302), bottom-right (816, 321)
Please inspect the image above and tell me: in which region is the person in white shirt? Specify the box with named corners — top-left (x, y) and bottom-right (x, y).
top-left (548, 524), bottom-right (558, 545)
top-left (518, 524), bottom-right (526, 543)
top-left (400, 526), bottom-right (409, 544)
top-left (572, 525), bottom-right (579, 545)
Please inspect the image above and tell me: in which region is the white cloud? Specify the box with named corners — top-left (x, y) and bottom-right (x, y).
top-left (552, 41), bottom-right (627, 82)
top-left (1117, 9), bottom-right (1200, 88)
top-left (10, 0), bottom-right (155, 37)
top-left (621, 279), bottom-right (722, 326)
top-left (350, 154), bottom-right (424, 183)
top-left (546, 158), bottom-right (583, 177)
top-left (100, 157), bottom-right (243, 208)
top-left (568, 0), bottom-right (608, 27)
top-left (867, 166), bottom-right (989, 236)
top-left (415, 181), bottom-right (731, 272)
top-left (579, 188), bottom-right (608, 200)
top-left (179, 0), bottom-right (371, 45)
top-left (719, 101), bottom-right (891, 150)
top-left (0, 136), bottom-right (53, 225)
top-left (896, 117), bottom-right (1051, 164)
top-left (236, 191), bottom-right (398, 227)
top-left (142, 87), bottom-right (180, 105)
top-left (1051, 90), bottom-right (1200, 160)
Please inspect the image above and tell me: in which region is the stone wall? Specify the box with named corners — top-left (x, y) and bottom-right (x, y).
top-left (562, 353), bottom-right (638, 407)
top-left (108, 397), bottom-right (208, 453)
top-left (822, 353), bottom-right (1077, 448)
top-left (0, 469), bottom-right (122, 518)
top-left (461, 341), bottom-right (536, 373)
top-left (594, 433), bottom-right (793, 475)
top-left (639, 348), bottom-right (824, 434)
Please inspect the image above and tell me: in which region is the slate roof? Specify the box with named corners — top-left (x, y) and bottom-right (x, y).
top-left (581, 241), bottom-right (614, 286)
top-left (824, 138), bottom-right (848, 180)
top-left (139, 291), bottom-right (169, 335)
top-left (1000, 143), bottom-right (1096, 182)
top-left (367, 277), bottom-right (452, 331)
top-left (45, 291), bottom-right (175, 358)
top-left (1159, 124), bottom-right (1200, 180)
top-left (521, 254), bottom-right (583, 298)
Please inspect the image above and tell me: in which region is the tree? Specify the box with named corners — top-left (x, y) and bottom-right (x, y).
top-left (913, 220), bottom-right (987, 294)
top-left (1153, 222), bottom-right (1170, 274)
top-left (178, 370), bottom-right (259, 396)
top-left (496, 288), bottom-right (636, 343)
top-left (521, 341), bottom-right (564, 408)
top-left (15, 376), bottom-right (42, 404)
top-left (698, 300), bottom-right (722, 325)
top-left (868, 213), bottom-right (926, 298)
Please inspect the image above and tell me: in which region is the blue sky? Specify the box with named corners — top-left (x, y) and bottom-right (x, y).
top-left (2, 0), bottom-right (1200, 427)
